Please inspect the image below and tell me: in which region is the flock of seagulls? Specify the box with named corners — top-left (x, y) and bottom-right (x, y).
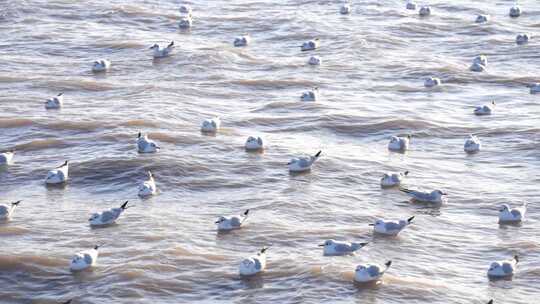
top-left (1, 1), bottom-right (536, 303)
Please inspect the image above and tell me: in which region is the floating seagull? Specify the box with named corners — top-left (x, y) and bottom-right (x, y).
top-left (201, 117), bottom-right (221, 133)
top-left (499, 203), bottom-right (527, 223)
top-left (0, 201), bottom-right (20, 221)
top-left (470, 55), bottom-right (487, 72)
top-left (475, 14), bottom-right (490, 23)
top-left (45, 161), bottom-right (69, 184)
top-left (45, 93), bottom-right (63, 109)
top-left (301, 38), bottom-right (320, 52)
top-left (308, 56), bottom-right (321, 66)
top-left (406, 1), bottom-right (417, 10)
top-left (0, 150), bottom-right (14, 165)
top-left (234, 34), bottom-right (250, 47)
top-left (464, 135), bottom-right (481, 153)
top-left (530, 83), bottom-right (540, 94)
top-left (509, 6), bottom-right (521, 18)
top-left (216, 209), bottom-right (249, 231)
top-left (354, 261), bottom-right (392, 283)
top-left (419, 6), bottom-right (431, 16)
top-left (400, 188), bottom-right (446, 204)
top-left (340, 2), bottom-right (351, 15)
top-left (388, 135), bottom-right (410, 152)
top-left (138, 171), bottom-right (156, 197)
top-left (288, 150), bottom-right (321, 173)
top-left (380, 171), bottom-right (408, 188)
top-left (245, 136), bottom-right (263, 151)
top-left (424, 77), bottom-right (441, 87)
top-left (319, 239), bottom-right (368, 256)
top-left (179, 16), bottom-right (193, 29)
top-left (70, 245), bottom-right (100, 271)
top-left (89, 201), bottom-right (130, 227)
top-left (239, 247), bottom-right (268, 276)
top-left (137, 132), bottom-right (160, 153)
top-left (301, 87), bottom-right (320, 102)
top-left (474, 101), bottom-right (495, 116)
top-left (370, 217), bottom-right (414, 236)
top-left (91, 59), bottom-right (111, 73)
top-left (150, 41), bottom-right (174, 58)
top-left (179, 4), bottom-right (192, 15)
top-left (488, 255), bottom-right (518, 278)
top-left (516, 34), bottom-right (529, 45)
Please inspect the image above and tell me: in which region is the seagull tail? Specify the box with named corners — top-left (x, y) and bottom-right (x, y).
top-left (399, 188), bottom-right (412, 194)
top-left (121, 201), bottom-right (129, 209)
top-left (12, 200), bottom-right (21, 206)
top-left (514, 255), bottom-right (519, 264)
top-left (384, 260), bottom-right (392, 270)
top-left (407, 216), bottom-right (415, 224)
top-left (314, 150), bottom-right (322, 158)
top-left (403, 170), bottom-right (409, 176)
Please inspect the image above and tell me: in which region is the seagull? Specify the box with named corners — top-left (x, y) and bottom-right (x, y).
top-left (370, 217), bottom-right (414, 236)
top-left (70, 245), bottom-right (100, 271)
top-left (475, 14), bottom-right (490, 23)
top-left (150, 41), bottom-right (174, 58)
top-left (319, 239), bottom-right (368, 256)
top-left (201, 117), bottom-right (221, 133)
top-left (301, 87), bottom-right (320, 102)
top-left (474, 101), bottom-right (495, 116)
top-left (137, 132), bottom-right (160, 153)
top-left (419, 6), bottom-right (431, 16)
top-left (89, 201), bottom-right (130, 227)
top-left (179, 15), bottom-right (193, 29)
top-left (179, 4), bottom-right (192, 15)
top-left (239, 247), bottom-right (268, 276)
top-left (0, 201), bottom-right (20, 221)
top-left (509, 6), bottom-right (521, 18)
top-left (400, 188), bottom-right (447, 204)
top-left (45, 161), bottom-right (69, 184)
top-left (138, 171), bottom-right (156, 197)
top-left (354, 261), bottom-right (392, 283)
top-left (245, 136), bottom-right (263, 151)
top-left (308, 56), bottom-right (321, 66)
top-left (406, 1), bottom-right (417, 10)
top-left (216, 209), bottom-right (249, 231)
top-left (464, 135), bottom-right (481, 153)
top-left (234, 34), bottom-right (250, 47)
top-left (388, 135), bottom-right (410, 152)
top-left (91, 59), bottom-right (111, 72)
top-left (340, 2), bottom-right (351, 15)
top-left (424, 77), bottom-right (441, 87)
top-left (301, 38), bottom-right (320, 52)
top-left (488, 255), bottom-right (518, 278)
top-left (530, 83), bottom-right (540, 94)
top-left (499, 203), bottom-right (527, 223)
top-left (380, 171), bottom-right (408, 188)
top-left (0, 150), bottom-right (14, 165)
top-left (516, 34), bottom-right (529, 45)
top-left (470, 55), bottom-right (487, 72)
top-left (288, 150), bottom-right (321, 173)
top-left (45, 93), bottom-right (64, 109)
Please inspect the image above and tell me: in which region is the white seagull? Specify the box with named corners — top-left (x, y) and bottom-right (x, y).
top-left (370, 216), bottom-right (414, 236)
top-left (0, 150), bottom-right (14, 165)
top-left (89, 201), bottom-right (130, 227)
top-left (301, 87), bottom-right (320, 102)
top-left (530, 83), bottom-right (540, 94)
top-left (138, 171), bottom-right (156, 197)
top-left (239, 247), bottom-right (268, 276)
top-left (319, 239), bottom-right (368, 256)
top-left (201, 117), bottom-right (221, 133)
top-left (509, 6), bottom-right (521, 18)
top-left (45, 93), bottom-right (64, 109)
top-left (179, 15), bottom-right (193, 29)
top-left (464, 135), bottom-right (481, 153)
top-left (354, 261), bottom-right (392, 283)
top-left (340, 3), bottom-right (351, 15)
top-left (150, 41), bottom-right (174, 58)
top-left (70, 245), bottom-right (100, 271)
top-left (424, 77), bottom-right (441, 87)
top-left (91, 59), bottom-right (111, 72)
top-left (45, 161), bottom-right (69, 184)
top-left (388, 135), bottom-right (410, 152)
top-left (301, 39), bottom-right (320, 52)
top-left (380, 171), bottom-right (409, 188)
top-left (234, 34), bottom-right (250, 47)
top-left (216, 209), bottom-right (249, 231)
top-left (0, 201), bottom-right (21, 221)
top-left (474, 101), bottom-right (495, 116)
top-left (288, 150), bottom-right (321, 173)
top-left (245, 136), bottom-right (263, 151)
top-left (406, 1), bottom-right (417, 10)
top-left (400, 188), bottom-right (447, 204)
top-left (137, 132), bottom-right (160, 153)
top-left (419, 6), bottom-right (431, 16)
top-left (499, 203), bottom-right (527, 223)
top-left (475, 14), bottom-right (490, 23)
top-left (488, 255), bottom-right (518, 278)
top-left (308, 56), bottom-right (321, 66)
top-left (516, 34), bottom-right (529, 45)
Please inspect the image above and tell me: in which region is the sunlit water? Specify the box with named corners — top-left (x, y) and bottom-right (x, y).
top-left (1, 0), bottom-right (539, 303)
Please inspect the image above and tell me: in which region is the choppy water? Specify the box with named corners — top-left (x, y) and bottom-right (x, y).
top-left (1, 0), bottom-right (540, 303)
